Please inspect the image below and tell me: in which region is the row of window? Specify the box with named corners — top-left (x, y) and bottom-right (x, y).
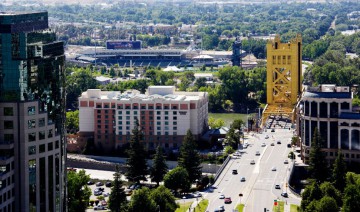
top-left (272, 55), bottom-right (291, 65)
top-left (28, 129), bottom-right (53, 142)
top-left (96, 104), bottom-right (180, 110)
top-left (28, 140), bottom-right (59, 155)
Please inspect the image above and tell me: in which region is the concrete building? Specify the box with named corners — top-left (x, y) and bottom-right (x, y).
top-left (298, 84), bottom-right (360, 163)
top-left (0, 12), bottom-right (66, 211)
top-left (78, 86), bottom-right (208, 152)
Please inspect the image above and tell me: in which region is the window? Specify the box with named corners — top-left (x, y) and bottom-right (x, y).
top-left (157, 111), bottom-right (161, 115)
top-left (126, 126), bottom-right (130, 130)
top-left (173, 121), bottom-right (177, 125)
top-left (126, 121), bottom-right (130, 125)
top-left (165, 132), bottom-right (169, 135)
top-left (48, 129), bottom-right (53, 138)
top-left (4, 107), bottom-right (13, 116)
top-left (133, 106), bottom-right (138, 109)
top-left (125, 106), bottom-right (130, 109)
top-left (55, 140), bottom-right (59, 149)
top-left (97, 115), bottom-right (101, 118)
top-left (39, 144), bottom-right (45, 153)
top-left (39, 131), bottom-right (45, 140)
top-left (126, 111), bottom-right (130, 115)
top-left (105, 110), bottom-right (108, 114)
top-left (118, 116), bottom-right (122, 120)
top-left (156, 106), bottom-right (162, 109)
top-left (157, 116), bottom-right (161, 120)
top-left (38, 118), bottom-right (45, 127)
top-left (157, 121), bottom-right (161, 125)
top-left (150, 116), bottom-right (153, 120)
top-left (173, 127), bottom-right (177, 130)
top-left (28, 106), bottom-right (36, 115)
top-left (172, 106), bottom-right (177, 110)
top-left (141, 105), bottom-right (146, 109)
top-left (28, 119), bottom-right (36, 129)
top-left (173, 111), bottom-right (177, 115)
top-left (287, 56), bottom-right (291, 64)
top-left (97, 110), bottom-right (101, 113)
top-left (165, 116), bottom-right (168, 120)
top-left (157, 127), bottom-right (161, 130)
top-left (48, 142), bottom-right (53, 151)
top-left (165, 126), bottom-right (169, 130)
top-left (28, 146), bottom-right (36, 155)
top-left (4, 134), bottom-right (14, 143)
top-left (4, 121), bottom-right (13, 129)
top-left (28, 133), bottom-right (36, 142)
top-left (118, 126), bottom-right (122, 130)
top-left (173, 116), bottom-right (177, 120)
top-left (149, 106), bottom-right (154, 109)
top-left (141, 111), bottom-right (145, 115)
top-left (134, 111), bottom-right (138, 115)
top-left (118, 111), bottom-right (122, 115)
top-left (149, 111), bottom-right (153, 115)
top-left (118, 105), bottom-right (123, 109)
top-left (97, 120), bottom-right (101, 124)
top-left (165, 111), bottom-right (168, 115)
top-left (126, 116), bottom-right (130, 120)
top-left (165, 121), bottom-right (169, 125)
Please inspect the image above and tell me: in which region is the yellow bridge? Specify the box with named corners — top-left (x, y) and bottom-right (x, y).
top-left (262, 34), bottom-right (302, 127)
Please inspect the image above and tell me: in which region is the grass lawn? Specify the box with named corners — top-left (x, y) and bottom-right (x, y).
top-left (175, 201), bottom-right (193, 212)
top-left (193, 199), bottom-right (209, 212)
top-left (290, 204), bottom-right (299, 212)
top-left (209, 113), bottom-right (248, 127)
top-left (235, 204), bottom-right (245, 212)
top-left (273, 201), bottom-right (284, 212)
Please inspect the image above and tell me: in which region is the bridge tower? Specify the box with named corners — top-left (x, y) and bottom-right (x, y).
top-left (261, 34), bottom-right (302, 127)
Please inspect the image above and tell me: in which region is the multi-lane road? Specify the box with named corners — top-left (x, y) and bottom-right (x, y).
top-left (204, 125), bottom-right (301, 212)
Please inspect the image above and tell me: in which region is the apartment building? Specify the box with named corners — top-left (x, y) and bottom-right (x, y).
top-left (78, 86), bottom-right (208, 152)
top-left (0, 12), bottom-right (66, 211)
top-left (298, 84), bottom-right (360, 163)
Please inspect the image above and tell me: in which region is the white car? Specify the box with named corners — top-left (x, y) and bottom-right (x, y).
top-left (219, 194), bottom-right (225, 199)
top-left (261, 143), bottom-right (266, 147)
top-left (194, 192), bottom-right (202, 197)
top-left (94, 205), bottom-right (106, 210)
top-left (265, 135), bottom-right (269, 139)
top-left (256, 151), bottom-right (260, 156)
top-left (250, 160), bottom-right (256, 165)
top-left (271, 167), bottom-right (277, 171)
top-left (284, 159), bottom-right (289, 164)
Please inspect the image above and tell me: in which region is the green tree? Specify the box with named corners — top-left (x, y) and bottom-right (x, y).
top-left (194, 77), bottom-right (207, 90)
top-left (178, 130), bottom-right (202, 183)
top-left (66, 110), bottom-right (79, 133)
top-left (150, 185), bottom-right (178, 212)
top-left (307, 128), bottom-right (328, 182)
top-left (317, 196), bottom-right (338, 212)
top-left (332, 150), bottom-right (347, 192)
top-left (128, 187), bottom-right (158, 212)
top-left (108, 165), bottom-right (127, 212)
top-left (225, 127), bottom-right (240, 150)
top-left (125, 118), bottom-right (148, 183)
top-left (67, 170), bottom-right (91, 212)
top-left (342, 184), bottom-right (360, 212)
top-left (150, 146), bottom-right (168, 186)
top-left (208, 117), bottom-right (225, 129)
top-left (163, 167), bottom-right (191, 193)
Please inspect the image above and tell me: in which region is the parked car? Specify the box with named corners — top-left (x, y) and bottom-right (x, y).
top-left (287, 144), bottom-right (292, 148)
top-left (96, 181), bottom-right (104, 187)
top-left (261, 143), bottom-right (266, 147)
top-left (271, 129), bottom-right (275, 132)
top-left (271, 143), bottom-right (275, 146)
top-left (232, 169), bottom-right (238, 175)
top-left (87, 180), bottom-right (94, 185)
top-left (224, 197), bottom-right (232, 204)
top-left (265, 135), bottom-right (269, 139)
top-left (256, 151), bottom-right (260, 156)
top-left (250, 160), bottom-right (256, 165)
top-left (93, 204), bottom-right (107, 210)
top-left (219, 194), bottom-right (225, 199)
top-left (194, 192), bottom-right (202, 197)
top-left (240, 177), bottom-right (246, 182)
top-left (275, 184), bottom-right (281, 189)
top-left (105, 181), bottom-right (112, 187)
top-left (277, 141), bottom-right (281, 144)
top-left (284, 160), bottom-right (289, 164)
top-left (271, 167), bottom-right (277, 171)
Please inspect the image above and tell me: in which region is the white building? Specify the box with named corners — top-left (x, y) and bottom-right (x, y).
top-left (78, 86), bottom-right (208, 152)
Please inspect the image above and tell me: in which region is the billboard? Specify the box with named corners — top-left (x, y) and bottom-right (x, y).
top-left (106, 40), bottom-right (141, 50)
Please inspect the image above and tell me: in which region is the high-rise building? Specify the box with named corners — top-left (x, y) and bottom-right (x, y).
top-left (0, 11), bottom-right (66, 211)
top-left (78, 86), bottom-right (208, 152)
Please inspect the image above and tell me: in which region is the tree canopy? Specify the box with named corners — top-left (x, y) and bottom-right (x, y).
top-left (67, 170), bottom-right (92, 212)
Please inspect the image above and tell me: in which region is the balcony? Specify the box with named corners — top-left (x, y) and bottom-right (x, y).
top-left (0, 155), bottom-right (14, 166)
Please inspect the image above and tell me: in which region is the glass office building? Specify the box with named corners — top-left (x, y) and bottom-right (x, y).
top-left (0, 11), bottom-right (66, 212)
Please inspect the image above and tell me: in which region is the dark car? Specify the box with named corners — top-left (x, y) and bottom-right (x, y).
top-left (287, 144), bottom-right (292, 148)
top-left (277, 141), bottom-right (281, 144)
top-left (232, 170), bottom-right (238, 175)
top-left (96, 182), bottom-right (104, 187)
top-left (271, 129), bottom-right (275, 132)
top-left (87, 180), bottom-right (94, 185)
top-left (224, 197), bottom-right (232, 204)
top-left (281, 192), bottom-right (288, 198)
top-left (105, 181), bottom-right (112, 187)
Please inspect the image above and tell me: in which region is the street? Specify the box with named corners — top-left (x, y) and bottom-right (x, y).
top-left (203, 120), bottom-right (301, 212)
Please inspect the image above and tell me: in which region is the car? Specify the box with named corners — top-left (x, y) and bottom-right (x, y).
top-left (232, 169), bottom-right (238, 174)
top-left (271, 129), bottom-right (275, 132)
top-left (271, 143), bottom-right (275, 146)
top-left (287, 144), bottom-right (292, 148)
top-left (261, 143), bottom-right (266, 147)
top-left (265, 135), bottom-right (269, 139)
top-left (240, 177), bottom-right (246, 182)
top-left (284, 159), bottom-right (289, 164)
top-left (214, 206), bottom-right (225, 212)
top-left (219, 194), bottom-right (225, 199)
top-left (105, 181), bottom-right (112, 187)
top-left (271, 167), bottom-right (277, 171)
top-left (103, 192), bottom-right (110, 197)
top-left (275, 184), bottom-right (281, 189)
top-left (194, 192), bottom-right (202, 197)
top-left (94, 188), bottom-right (103, 196)
top-left (277, 141), bottom-right (281, 144)
top-left (243, 143), bottom-right (248, 149)
top-left (87, 180), bottom-right (94, 185)
top-left (224, 197), bottom-right (232, 204)
top-left (96, 181), bottom-right (104, 187)
top-left (256, 151), bottom-right (260, 156)
top-left (250, 160), bottom-right (256, 165)
top-left (93, 204), bottom-right (107, 210)
top-left (281, 192), bottom-right (289, 198)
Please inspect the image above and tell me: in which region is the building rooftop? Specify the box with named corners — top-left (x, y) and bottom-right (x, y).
top-left (339, 112), bottom-right (360, 120)
top-left (303, 92), bottom-right (351, 99)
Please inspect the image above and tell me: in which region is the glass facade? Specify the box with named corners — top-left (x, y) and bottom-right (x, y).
top-left (0, 12), bottom-right (66, 212)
